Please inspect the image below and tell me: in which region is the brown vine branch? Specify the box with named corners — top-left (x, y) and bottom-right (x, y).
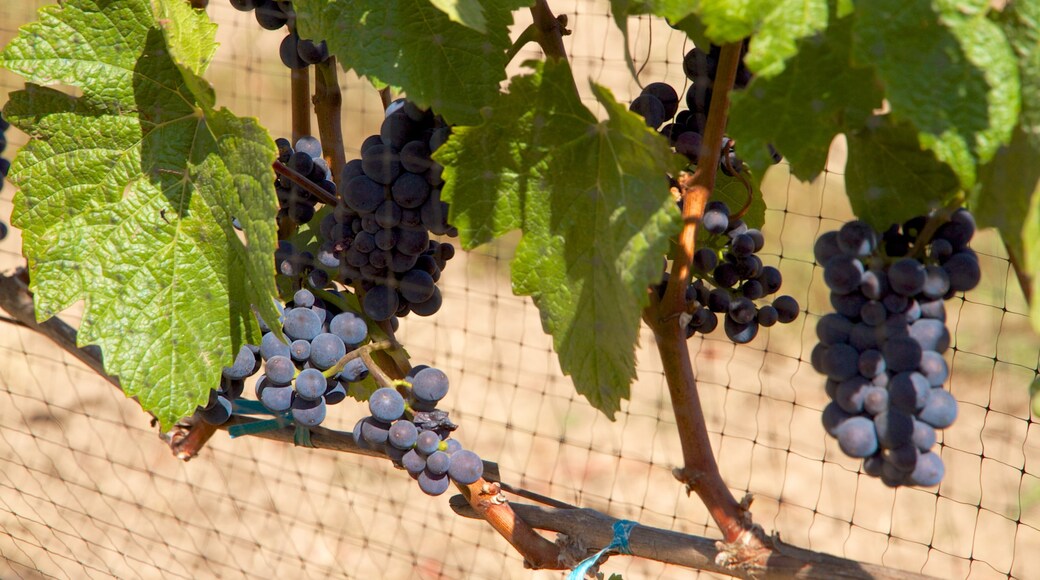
top-left (449, 501), bottom-right (940, 580)
top-left (529, 0), bottom-right (570, 62)
top-left (662, 43), bottom-right (741, 316)
top-left (272, 160), bottom-right (339, 206)
top-left (313, 58), bottom-right (346, 181)
top-left (647, 42), bottom-right (762, 553)
top-left (0, 269), bottom-right (948, 577)
top-left (290, 67), bottom-right (311, 143)
top-left (379, 87), bottom-right (392, 111)
top-left (455, 479), bottom-right (565, 569)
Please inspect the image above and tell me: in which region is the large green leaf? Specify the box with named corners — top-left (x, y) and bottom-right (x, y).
top-left (0, 0), bottom-right (281, 429)
top-left (729, 15), bottom-right (882, 180)
top-left (985, 1), bottom-right (1040, 331)
top-left (439, 61), bottom-right (684, 418)
top-left (294, 0), bottom-right (531, 125)
top-left (1000, 1), bottom-right (1040, 140)
top-left (845, 116), bottom-right (961, 230)
top-left (974, 129), bottom-right (1040, 332)
top-left (852, 0), bottom-right (1019, 188)
top-left (610, 0), bottom-right (827, 77)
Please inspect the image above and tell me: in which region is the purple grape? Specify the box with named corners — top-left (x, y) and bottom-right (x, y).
top-left (835, 417), bottom-right (878, 458)
top-left (448, 450), bottom-right (484, 485)
top-left (369, 387), bottom-right (406, 423)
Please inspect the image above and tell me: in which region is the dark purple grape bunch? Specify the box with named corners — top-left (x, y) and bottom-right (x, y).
top-left (685, 200), bottom-right (799, 343)
top-left (0, 111), bottom-right (9, 240)
top-left (275, 135), bottom-right (335, 226)
top-left (354, 366), bottom-right (484, 496)
top-left (254, 289), bottom-right (370, 428)
top-left (320, 99), bottom-right (456, 322)
top-left (229, 1), bottom-right (330, 68)
top-left (813, 209), bottom-right (980, 487)
top-left (631, 42), bottom-right (780, 171)
top-left (196, 344), bottom-right (261, 425)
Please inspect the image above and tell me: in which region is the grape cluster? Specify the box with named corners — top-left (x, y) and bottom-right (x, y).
top-left (814, 210), bottom-right (980, 487)
top-left (0, 112), bottom-right (9, 240)
top-left (228, 1), bottom-right (329, 68)
top-left (274, 135), bottom-right (335, 225)
top-left (354, 366), bottom-right (484, 496)
top-left (629, 43), bottom-right (780, 173)
top-left (253, 288), bottom-right (371, 427)
top-left (319, 100), bottom-right (457, 321)
top-left (197, 345), bottom-right (260, 425)
top-left (680, 200), bottom-right (799, 343)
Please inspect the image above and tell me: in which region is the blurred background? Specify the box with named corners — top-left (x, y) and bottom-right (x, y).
top-left (1, 1), bottom-right (1038, 578)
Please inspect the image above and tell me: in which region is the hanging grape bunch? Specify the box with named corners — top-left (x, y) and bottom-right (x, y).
top-left (229, 0), bottom-right (330, 68)
top-left (322, 100), bottom-right (457, 322)
top-left (679, 200), bottom-right (799, 344)
top-left (354, 366), bottom-right (485, 496)
top-left (628, 42), bottom-right (780, 172)
top-left (814, 209), bottom-right (980, 487)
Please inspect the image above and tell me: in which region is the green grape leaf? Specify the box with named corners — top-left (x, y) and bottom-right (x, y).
top-left (0, 0), bottom-right (281, 430)
top-left (729, 15), bottom-right (882, 181)
top-left (999, 1), bottom-right (1040, 140)
top-left (974, 128), bottom-right (1040, 333)
top-left (439, 61), bottom-right (683, 418)
top-left (617, 0), bottom-right (826, 77)
top-left (428, 0), bottom-right (488, 34)
top-left (844, 116), bottom-right (960, 230)
top-left (852, 0), bottom-right (1019, 188)
top-left (741, 0), bottom-right (828, 77)
top-left (294, 0), bottom-right (530, 125)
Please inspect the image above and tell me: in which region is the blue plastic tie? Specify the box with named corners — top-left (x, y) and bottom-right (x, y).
top-left (227, 399), bottom-right (294, 438)
top-left (227, 416), bottom-right (292, 438)
top-left (567, 519), bottom-right (637, 580)
top-left (231, 399), bottom-right (272, 415)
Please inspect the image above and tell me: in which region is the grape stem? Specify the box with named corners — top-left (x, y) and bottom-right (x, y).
top-left (313, 58), bottom-right (347, 180)
top-left (321, 340), bottom-right (394, 379)
top-left (505, 23), bottom-right (540, 65)
top-left (290, 67), bottom-right (311, 143)
top-left (379, 87), bottom-right (392, 111)
top-left (910, 197), bottom-right (964, 260)
top-left (272, 159), bottom-right (339, 206)
top-left (648, 42), bottom-right (768, 552)
top-left (360, 347), bottom-right (394, 388)
top-left (721, 146), bottom-right (755, 221)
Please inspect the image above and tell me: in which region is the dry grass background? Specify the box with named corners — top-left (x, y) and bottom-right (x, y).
top-left (1, 1), bottom-right (1039, 579)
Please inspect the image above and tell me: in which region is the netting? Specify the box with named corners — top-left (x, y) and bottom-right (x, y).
top-left (1, 2), bottom-right (1038, 579)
